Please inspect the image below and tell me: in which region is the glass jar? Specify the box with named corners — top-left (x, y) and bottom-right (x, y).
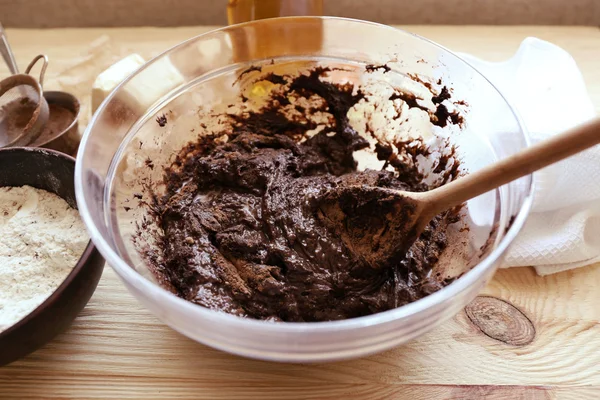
top-left (227, 1), bottom-right (324, 63)
top-left (227, 0), bottom-right (323, 24)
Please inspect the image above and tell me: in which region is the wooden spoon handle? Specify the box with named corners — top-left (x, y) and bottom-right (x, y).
top-left (426, 117), bottom-right (600, 214)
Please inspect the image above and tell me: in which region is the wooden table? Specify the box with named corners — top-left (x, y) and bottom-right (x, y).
top-left (1, 26), bottom-right (599, 399)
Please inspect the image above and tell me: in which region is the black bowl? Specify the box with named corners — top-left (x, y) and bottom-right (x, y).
top-left (0, 147), bottom-right (105, 366)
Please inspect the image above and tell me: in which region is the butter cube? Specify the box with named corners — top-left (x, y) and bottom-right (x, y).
top-left (91, 54), bottom-right (146, 114)
top-left (92, 53), bottom-right (186, 115)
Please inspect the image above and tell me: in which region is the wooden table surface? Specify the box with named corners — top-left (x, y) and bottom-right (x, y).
top-left (0, 26), bottom-right (599, 400)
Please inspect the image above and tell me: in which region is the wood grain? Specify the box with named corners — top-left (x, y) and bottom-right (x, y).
top-left (0, 26), bottom-right (599, 399)
top-left (465, 296), bottom-right (536, 346)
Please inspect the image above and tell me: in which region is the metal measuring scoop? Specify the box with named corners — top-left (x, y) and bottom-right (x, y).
top-left (0, 22), bottom-right (19, 74)
top-left (0, 26), bottom-right (50, 148)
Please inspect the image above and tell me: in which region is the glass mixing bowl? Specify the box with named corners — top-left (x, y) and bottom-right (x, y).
top-left (75, 17), bottom-right (533, 362)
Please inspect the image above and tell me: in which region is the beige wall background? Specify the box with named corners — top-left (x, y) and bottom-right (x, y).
top-left (1, 0), bottom-right (599, 27)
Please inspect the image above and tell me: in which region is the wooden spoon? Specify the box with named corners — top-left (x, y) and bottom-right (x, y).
top-left (318, 118), bottom-right (600, 269)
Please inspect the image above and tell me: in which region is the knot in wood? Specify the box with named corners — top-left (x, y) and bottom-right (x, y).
top-left (465, 296), bottom-right (535, 346)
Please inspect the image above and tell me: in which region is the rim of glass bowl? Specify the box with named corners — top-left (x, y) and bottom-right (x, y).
top-left (75, 16), bottom-right (534, 332)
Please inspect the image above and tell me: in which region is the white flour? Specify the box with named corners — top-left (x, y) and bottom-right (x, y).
top-left (0, 186), bottom-right (88, 332)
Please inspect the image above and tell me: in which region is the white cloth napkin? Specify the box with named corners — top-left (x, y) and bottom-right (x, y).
top-left (458, 38), bottom-right (599, 275)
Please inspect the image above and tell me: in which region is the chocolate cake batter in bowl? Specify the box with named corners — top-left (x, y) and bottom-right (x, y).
top-left (76, 17), bottom-right (533, 361)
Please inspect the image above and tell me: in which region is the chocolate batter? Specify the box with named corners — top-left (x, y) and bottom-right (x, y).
top-left (143, 67), bottom-right (462, 322)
